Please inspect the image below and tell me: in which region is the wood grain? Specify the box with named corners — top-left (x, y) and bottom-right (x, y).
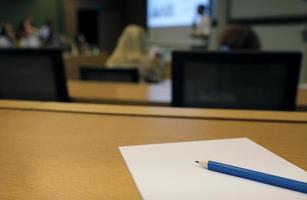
top-left (68, 80), bottom-right (171, 106)
top-left (1, 100), bottom-right (307, 122)
top-left (0, 103), bottom-right (306, 199)
top-left (64, 54), bottom-right (108, 80)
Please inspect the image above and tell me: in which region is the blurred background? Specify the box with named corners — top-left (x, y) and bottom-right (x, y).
top-left (0, 0), bottom-right (307, 110)
top-left (1, 0), bottom-right (306, 78)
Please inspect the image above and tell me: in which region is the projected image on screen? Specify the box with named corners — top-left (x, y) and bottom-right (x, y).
top-left (148, 0), bottom-right (210, 28)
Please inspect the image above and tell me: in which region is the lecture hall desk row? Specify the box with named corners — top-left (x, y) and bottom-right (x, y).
top-left (68, 80), bottom-right (307, 110)
top-left (64, 53), bottom-right (108, 79)
top-left (0, 100), bottom-right (306, 199)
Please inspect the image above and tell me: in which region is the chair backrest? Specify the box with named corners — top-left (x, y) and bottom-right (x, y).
top-left (80, 66), bottom-right (139, 83)
top-left (172, 51), bottom-right (301, 111)
top-left (0, 48), bottom-right (69, 102)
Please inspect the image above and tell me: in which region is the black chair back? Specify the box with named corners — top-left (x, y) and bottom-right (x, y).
top-left (0, 48), bottom-right (69, 102)
top-left (80, 66), bottom-right (139, 83)
top-left (172, 51), bottom-right (301, 111)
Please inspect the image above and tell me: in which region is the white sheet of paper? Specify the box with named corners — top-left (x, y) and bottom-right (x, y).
top-left (119, 138), bottom-right (307, 200)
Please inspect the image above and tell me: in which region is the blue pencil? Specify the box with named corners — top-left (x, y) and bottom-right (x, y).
top-left (195, 160), bottom-right (307, 194)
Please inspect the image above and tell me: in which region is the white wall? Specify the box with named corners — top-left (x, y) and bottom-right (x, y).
top-left (253, 24), bottom-right (307, 82)
top-left (230, 0), bottom-right (307, 19)
top-left (253, 24), bottom-right (305, 51)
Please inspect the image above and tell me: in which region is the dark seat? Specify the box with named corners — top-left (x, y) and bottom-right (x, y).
top-left (79, 66), bottom-right (139, 83)
top-left (172, 51), bottom-right (301, 111)
top-left (0, 48), bottom-right (69, 102)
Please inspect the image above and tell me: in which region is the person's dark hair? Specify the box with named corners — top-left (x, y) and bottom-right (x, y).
top-left (0, 18), bottom-right (5, 35)
top-left (16, 17), bottom-right (34, 39)
top-left (219, 24), bottom-right (261, 50)
top-left (0, 25), bottom-right (7, 36)
top-left (16, 19), bottom-right (27, 39)
top-left (45, 19), bottom-right (53, 27)
top-left (197, 5), bottom-right (206, 15)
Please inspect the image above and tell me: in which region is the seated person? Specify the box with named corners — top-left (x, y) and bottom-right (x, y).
top-left (0, 23), bottom-right (16, 48)
top-left (39, 20), bottom-right (57, 46)
top-left (17, 17), bottom-right (41, 48)
top-left (218, 24), bottom-right (261, 50)
top-left (106, 25), bottom-right (162, 82)
top-left (75, 33), bottom-right (91, 54)
top-left (0, 19), bottom-right (3, 36)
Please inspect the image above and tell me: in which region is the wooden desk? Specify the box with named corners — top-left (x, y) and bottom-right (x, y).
top-left (64, 53), bottom-right (108, 80)
top-left (298, 83), bottom-right (307, 110)
top-left (68, 80), bottom-right (307, 110)
top-left (68, 80), bottom-right (171, 106)
top-left (0, 100), bottom-right (306, 199)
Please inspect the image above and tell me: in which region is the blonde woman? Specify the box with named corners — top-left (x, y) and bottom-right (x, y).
top-left (106, 25), bottom-right (161, 82)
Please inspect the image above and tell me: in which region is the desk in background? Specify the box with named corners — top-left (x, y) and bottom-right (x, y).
top-left (64, 53), bottom-right (108, 79)
top-left (0, 100), bottom-right (306, 199)
top-left (68, 80), bottom-right (171, 106)
top-left (68, 80), bottom-right (307, 110)
top-left (63, 54), bottom-right (170, 81)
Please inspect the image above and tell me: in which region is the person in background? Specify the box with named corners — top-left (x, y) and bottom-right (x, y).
top-left (0, 18), bottom-right (4, 35)
top-left (39, 20), bottom-right (55, 46)
top-left (17, 17), bottom-right (41, 48)
top-left (106, 24), bottom-right (162, 82)
top-left (75, 33), bottom-right (91, 54)
top-left (59, 35), bottom-right (75, 53)
top-left (192, 5), bottom-right (211, 38)
top-left (0, 22), bottom-right (17, 47)
top-left (218, 24), bottom-right (261, 50)
top-left (74, 33), bottom-right (100, 55)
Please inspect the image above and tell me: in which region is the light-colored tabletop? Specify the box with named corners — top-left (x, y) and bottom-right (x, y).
top-left (68, 80), bottom-right (171, 106)
top-left (64, 53), bottom-right (108, 80)
top-left (0, 100), bottom-right (306, 199)
top-left (68, 80), bottom-right (307, 110)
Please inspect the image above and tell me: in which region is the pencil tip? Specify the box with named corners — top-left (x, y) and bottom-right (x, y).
top-left (195, 161), bottom-right (199, 164)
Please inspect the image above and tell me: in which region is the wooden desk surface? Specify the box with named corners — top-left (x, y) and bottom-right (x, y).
top-left (68, 80), bottom-right (307, 110)
top-left (68, 80), bottom-right (171, 106)
top-left (1, 100), bottom-right (307, 123)
top-left (0, 101), bottom-right (306, 199)
top-left (64, 53), bottom-right (108, 80)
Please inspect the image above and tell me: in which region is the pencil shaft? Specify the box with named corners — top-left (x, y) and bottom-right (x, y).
top-left (208, 161), bottom-right (307, 194)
